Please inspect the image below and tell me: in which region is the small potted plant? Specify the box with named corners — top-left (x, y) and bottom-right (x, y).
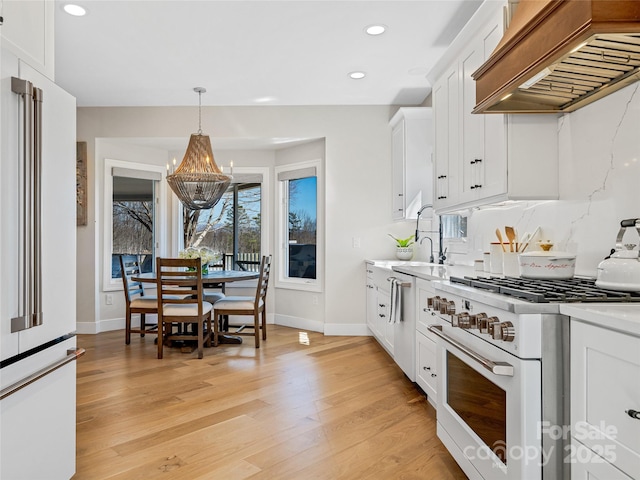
top-left (388, 234), bottom-right (415, 260)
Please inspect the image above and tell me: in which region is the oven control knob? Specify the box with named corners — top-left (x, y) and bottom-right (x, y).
top-left (494, 321), bottom-right (515, 342)
top-left (485, 317), bottom-right (500, 336)
top-left (438, 298), bottom-right (450, 314)
top-left (427, 296), bottom-right (439, 310)
top-left (477, 315), bottom-right (491, 333)
top-left (445, 300), bottom-right (456, 315)
top-left (456, 313), bottom-right (471, 329)
top-left (431, 296), bottom-right (443, 311)
top-left (469, 312), bottom-right (486, 329)
top-left (452, 312), bottom-right (467, 327)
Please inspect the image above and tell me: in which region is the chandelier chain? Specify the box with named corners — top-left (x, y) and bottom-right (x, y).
top-left (197, 89), bottom-right (202, 135)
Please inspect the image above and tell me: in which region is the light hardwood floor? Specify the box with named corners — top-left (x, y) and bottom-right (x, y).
top-left (74, 326), bottom-right (467, 479)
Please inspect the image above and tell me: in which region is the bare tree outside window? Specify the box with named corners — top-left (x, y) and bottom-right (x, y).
top-left (182, 184), bottom-right (262, 270)
top-left (111, 176), bottom-right (155, 277)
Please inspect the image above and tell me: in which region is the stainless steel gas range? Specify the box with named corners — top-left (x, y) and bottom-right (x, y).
top-left (427, 276), bottom-right (640, 480)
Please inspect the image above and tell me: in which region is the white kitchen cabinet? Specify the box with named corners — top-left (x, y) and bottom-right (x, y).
top-left (365, 265), bottom-right (379, 338)
top-left (430, 0), bottom-right (558, 214)
top-left (390, 108), bottom-right (433, 220)
top-left (570, 441), bottom-right (634, 480)
top-left (378, 285), bottom-right (394, 355)
top-left (0, 0), bottom-right (55, 80)
top-left (433, 68), bottom-right (459, 209)
top-left (364, 264), bottom-right (394, 357)
top-left (570, 319), bottom-right (640, 480)
top-left (415, 278), bottom-right (438, 405)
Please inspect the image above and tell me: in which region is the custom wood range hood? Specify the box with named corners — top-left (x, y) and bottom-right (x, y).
top-left (473, 0), bottom-right (640, 114)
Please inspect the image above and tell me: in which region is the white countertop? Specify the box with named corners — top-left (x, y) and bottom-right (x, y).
top-left (365, 259), bottom-right (477, 281)
top-left (560, 303), bottom-right (640, 337)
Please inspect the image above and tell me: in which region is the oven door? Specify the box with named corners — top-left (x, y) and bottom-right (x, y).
top-left (430, 323), bottom-right (542, 480)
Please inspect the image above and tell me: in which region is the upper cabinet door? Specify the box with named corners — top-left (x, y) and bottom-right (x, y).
top-left (390, 108), bottom-right (433, 221)
top-left (1, 0), bottom-right (55, 80)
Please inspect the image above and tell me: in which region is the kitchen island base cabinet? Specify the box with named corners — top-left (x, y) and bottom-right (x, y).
top-left (570, 319), bottom-right (640, 480)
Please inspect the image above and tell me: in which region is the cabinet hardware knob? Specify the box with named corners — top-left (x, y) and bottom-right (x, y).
top-left (431, 373), bottom-right (437, 378)
top-left (379, 314), bottom-right (386, 318)
top-left (423, 308), bottom-right (429, 312)
top-left (626, 409), bottom-right (640, 420)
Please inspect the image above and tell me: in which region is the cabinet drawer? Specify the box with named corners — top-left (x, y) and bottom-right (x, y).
top-left (570, 440), bottom-right (633, 480)
top-left (416, 331), bottom-right (437, 401)
top-left (571, 320), bottom-right (640, 478)
top-left (416, 278), bottom-right (437, 335)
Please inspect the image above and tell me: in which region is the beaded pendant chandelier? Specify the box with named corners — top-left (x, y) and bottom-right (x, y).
top-left (167, 87), bottom-right (232, 210)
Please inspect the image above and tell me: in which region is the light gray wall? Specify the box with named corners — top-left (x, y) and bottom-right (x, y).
top-left (76, 105), bottom-right (408, 334)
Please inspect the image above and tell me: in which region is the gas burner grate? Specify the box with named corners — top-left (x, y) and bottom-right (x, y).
top-left (449, 276), bottom-right (640, 303)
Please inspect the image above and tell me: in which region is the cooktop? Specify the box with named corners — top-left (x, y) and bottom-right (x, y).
top-left (449, 276), bottom-right (640, 304)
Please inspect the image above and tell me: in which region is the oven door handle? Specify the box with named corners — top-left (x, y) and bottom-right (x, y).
top-left (428, 325), bottom-right (514, 376)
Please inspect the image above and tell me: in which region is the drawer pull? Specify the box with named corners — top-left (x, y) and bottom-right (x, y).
top-left (431, 373), bottom-right (437, 377)
top-left (423, 366), bottom-right (431, 371)
top-left (626, 409), bottom-right (640, 420)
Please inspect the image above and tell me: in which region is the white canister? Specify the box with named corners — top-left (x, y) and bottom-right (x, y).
top-left (502, 252), bottom-right (520, 277)
top-left (489, 243), bottom-right (504, 274)
top-left (483, 252), bottom-right (491, 272)
top-left (474, 260), bottom-right (484, 272)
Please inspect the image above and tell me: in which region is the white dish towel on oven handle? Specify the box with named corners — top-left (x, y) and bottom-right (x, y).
top-left (388, 277), bottom-right (402, 324)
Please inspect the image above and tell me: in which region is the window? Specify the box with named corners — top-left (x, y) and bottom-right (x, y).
top-left (179, 168), bottom-right (269, 273)
top-left (276, 160), bottom-right (323, 291)
top-left (103, 160), bottom-right (167, 290)
top-left (112, 175), bottom-right (155, 278)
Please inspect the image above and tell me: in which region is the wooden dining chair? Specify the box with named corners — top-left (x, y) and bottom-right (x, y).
top-left (212, 255), bottom-right (271, 348)
top-left (120, 255), bottom-right (158, 345)
top-left (156, 257), bottom-right (213, 359)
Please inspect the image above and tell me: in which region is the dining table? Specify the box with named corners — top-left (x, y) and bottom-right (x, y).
top-left (132, 269), bottom-right (260, 346)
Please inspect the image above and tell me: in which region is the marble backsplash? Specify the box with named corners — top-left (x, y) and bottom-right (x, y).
top-left (427, 82), bottom-right (640, 278)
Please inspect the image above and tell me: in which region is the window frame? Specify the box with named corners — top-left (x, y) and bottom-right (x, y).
top-left (103, 159), bottom-right (167, 291)
top-left (275, 159), bottom-right (323, 292)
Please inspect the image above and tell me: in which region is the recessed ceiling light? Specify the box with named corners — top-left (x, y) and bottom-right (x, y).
top-left (63, 4), bottom-right (86, 16)
top-left (349, 71), bottom-right (366, 80)
top-left (365, 25), bottom-right (386, 36)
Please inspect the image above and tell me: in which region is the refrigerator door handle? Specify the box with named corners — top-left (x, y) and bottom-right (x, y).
top-left (10, 77), bottom-right (44, 333)
top-left (0, 348), bottom-right (85, 400)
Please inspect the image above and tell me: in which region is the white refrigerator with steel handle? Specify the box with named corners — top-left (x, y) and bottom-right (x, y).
top-left (0, 47), bottom-right (80, 479)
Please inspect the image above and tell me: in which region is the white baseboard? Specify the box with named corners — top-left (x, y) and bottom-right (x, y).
top-left (79, 313), bottom-right (369, 337)
top-left (76, 314), bottom-right (154, 334)
top-left (274, 314), bottom-right (369, 336)
top-left (323, 323), bottom-right (371, 336)
top-left (274, 314), bottom-right (324, 333)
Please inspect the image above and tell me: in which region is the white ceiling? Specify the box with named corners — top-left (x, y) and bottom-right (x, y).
top-left (54, 0), bottom-right (483, 108)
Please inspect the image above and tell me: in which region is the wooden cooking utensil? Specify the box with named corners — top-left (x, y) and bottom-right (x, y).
top-left (495, 229), bottom-right (506, 252)
top-left (505, 226), bottom-right (516, 252)
top-left (520, 226), bottom-right (540, 253)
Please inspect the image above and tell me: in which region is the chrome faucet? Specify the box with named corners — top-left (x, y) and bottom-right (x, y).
top-left (419, 236), bottom-right (435, 263)
top-left (415, 204), bottom-right (447, 264)
top-left (415, 204), bottom-right (433, 244)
